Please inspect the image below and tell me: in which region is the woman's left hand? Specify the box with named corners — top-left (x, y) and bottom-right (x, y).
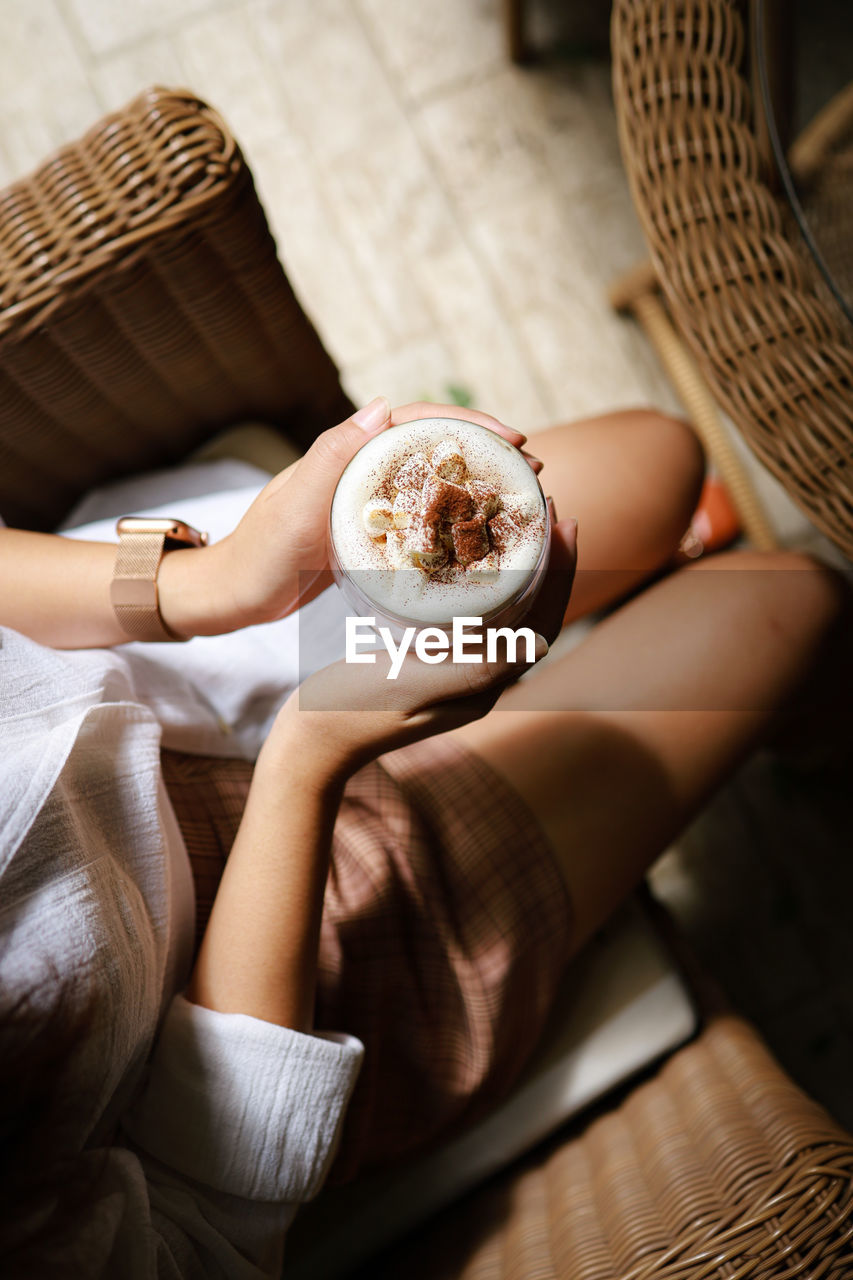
top-left (181, 397), bottom-right (538, 635)
top-left (273, 508), bottom-right (577, 777)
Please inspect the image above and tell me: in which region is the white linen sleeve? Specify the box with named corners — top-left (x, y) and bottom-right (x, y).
top-left (109, 994), bottom-right (364, 1275)
top-left (122, 995), bottom-right (364, 1203)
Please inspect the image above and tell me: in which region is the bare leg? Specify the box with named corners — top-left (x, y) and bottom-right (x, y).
top-left (526, 409), bottom-right (705, 621)
top-left (453, 550), bottom-right (846, 955)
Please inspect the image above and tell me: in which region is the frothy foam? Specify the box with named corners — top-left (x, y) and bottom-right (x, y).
top-left (330, 418), bottom-right (548, 624)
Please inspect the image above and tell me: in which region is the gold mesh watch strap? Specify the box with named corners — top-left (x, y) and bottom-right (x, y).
top-left (110, 518), bottom-right (207, 642)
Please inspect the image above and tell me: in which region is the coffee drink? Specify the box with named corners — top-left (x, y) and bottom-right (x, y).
top-left (329, 417), bottom-right (549, 627)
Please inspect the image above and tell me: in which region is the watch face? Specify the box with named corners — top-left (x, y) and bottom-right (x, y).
top-left (116, 517), bottom-right (208, 546)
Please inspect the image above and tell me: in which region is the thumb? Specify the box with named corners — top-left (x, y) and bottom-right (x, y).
top-left (297, 396), bottom-right (392, 497)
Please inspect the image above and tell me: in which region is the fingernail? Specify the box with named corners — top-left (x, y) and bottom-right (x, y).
top-left (352, 395), bottom-right (391, 433)
top-left (547, 495), bottom-right (557, 521)
top-left (533, 632), bottom-right (549, 661)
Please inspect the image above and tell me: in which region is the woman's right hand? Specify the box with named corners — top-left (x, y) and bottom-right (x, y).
top-left (272, 513), bottom-right (577, 779)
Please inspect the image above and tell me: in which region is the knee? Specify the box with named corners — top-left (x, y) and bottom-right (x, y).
top-left (763, 551), bottom-right (846, 639)
top-left (624, 409), bottom-right (705, 494)
top-left (616, 409), bottom-right (705, 551)
top-left (690, 548), bottom-right (847, 649)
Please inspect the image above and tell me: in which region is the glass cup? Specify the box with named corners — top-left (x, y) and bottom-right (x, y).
top-left (328, 417), bottom-right (551, 634)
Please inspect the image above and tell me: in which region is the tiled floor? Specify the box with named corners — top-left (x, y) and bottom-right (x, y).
top-left (2, 0), bottom-right (850, 1127)
top-left (0, 0), bottom-right (682, 429)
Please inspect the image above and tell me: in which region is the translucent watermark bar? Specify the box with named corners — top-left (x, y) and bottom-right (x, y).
top-left (295, 566), bottom-right (849, 713)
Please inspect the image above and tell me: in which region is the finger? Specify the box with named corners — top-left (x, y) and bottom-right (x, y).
top-left (522, 518), bottom-right (578, 643)
top-left (297, 636), bottom-right (545, 716)
top-left (393, 631), bottom-right (549, 711)
top-left (391, 401), bottom-right (526, 447)
top-left (312, 635), bottom-right (545, 713)
top-left (285, 567), bottom-right (336, 613)
top-left (275, 397), bottom-right (393, 585)
top-left (295, 396), bottom-right (392, 501)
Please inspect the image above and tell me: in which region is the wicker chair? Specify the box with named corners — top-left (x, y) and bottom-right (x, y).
top-left (0, 87), bottom-right (352, 532)
top-left (610, 0), bottom-right (853, 562)
top-left (2, 88), bottom-right (851, 1279)
top-left (363, 1010), bottom-right (853, 1280)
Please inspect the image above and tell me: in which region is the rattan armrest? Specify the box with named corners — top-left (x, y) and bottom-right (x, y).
top-left (0, 87), bottom-right (352, 531)
top-left (611, 0), bottom-right (853, 560)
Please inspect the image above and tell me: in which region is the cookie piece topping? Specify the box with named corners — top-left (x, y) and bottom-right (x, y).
top-left (362, 439), bottom-right (537, 575)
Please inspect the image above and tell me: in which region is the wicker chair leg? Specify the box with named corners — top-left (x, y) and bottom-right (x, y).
top-left (611, 262), bottom-right (779, 552)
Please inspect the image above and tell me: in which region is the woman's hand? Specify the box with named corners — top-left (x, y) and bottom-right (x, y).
top-left (167, 398), bottom-right (541, 637)
top-left (273, 512), bottom-right (578, 779)
top-left (204, 397), bottom-right (393, 630)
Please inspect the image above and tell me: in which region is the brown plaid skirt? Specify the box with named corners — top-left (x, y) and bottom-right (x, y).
top-left (160, 737), bottom-right (572, 1185)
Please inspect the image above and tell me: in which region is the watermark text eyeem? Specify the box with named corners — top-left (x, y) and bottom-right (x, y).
top-left (346, 616), bottom-right (536, 680)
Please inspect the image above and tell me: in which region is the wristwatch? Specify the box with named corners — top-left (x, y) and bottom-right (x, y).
top-left (111, 516), bottom-right (209, 643)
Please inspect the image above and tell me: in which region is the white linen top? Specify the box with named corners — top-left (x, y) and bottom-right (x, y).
top-left (0, 621), bottom-right (363, 1277)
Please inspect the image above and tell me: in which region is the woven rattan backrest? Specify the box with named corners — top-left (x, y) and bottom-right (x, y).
top-left (612, 1), bottom-right (853, 560)
top-left (0, 88), bottom-right (352, 531)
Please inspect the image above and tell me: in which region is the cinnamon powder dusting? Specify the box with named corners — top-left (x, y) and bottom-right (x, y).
top-left (361, 438), bottom-right (540, 576)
